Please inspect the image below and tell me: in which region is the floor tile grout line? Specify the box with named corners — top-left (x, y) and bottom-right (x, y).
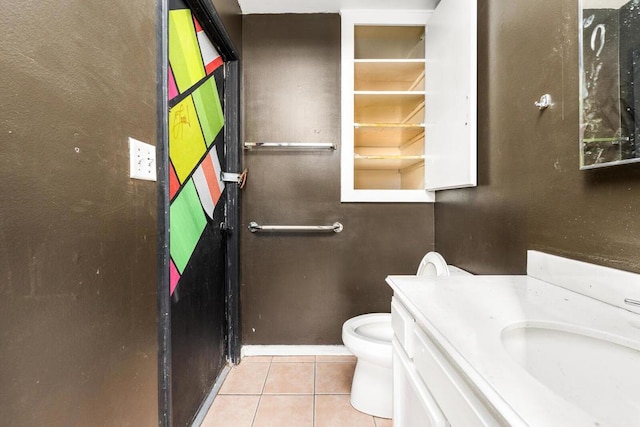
top-left (312, 360), bottom-right (317, 427)
top-left (260, 360), bottom-right (273, 395)
top-left (251, 360), bottom-right (272, 427)
top-left (252, 360), bottom-right (273, 427)
top-left (250, 393), bottom-right (262, 427)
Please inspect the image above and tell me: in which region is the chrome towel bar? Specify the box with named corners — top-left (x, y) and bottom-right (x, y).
top-left (248, 221), bottom-right (343, 233)
top-left (244, 142), bottom-right (336, 150)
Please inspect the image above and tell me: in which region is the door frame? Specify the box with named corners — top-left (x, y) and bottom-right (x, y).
top-left (156, 0), bottom-right (241, 424)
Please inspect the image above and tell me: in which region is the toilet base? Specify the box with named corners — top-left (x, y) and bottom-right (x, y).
top-left (349, 358), bottom-right (393, 419)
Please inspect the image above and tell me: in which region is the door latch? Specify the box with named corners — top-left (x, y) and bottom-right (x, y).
top-left (221, 169), bottom-right (248, 189)
top-left (219, 222), bottom-right (233, 234)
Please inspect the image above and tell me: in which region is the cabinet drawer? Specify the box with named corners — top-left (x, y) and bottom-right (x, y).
top-left (393, 339), bottom-right (449, 427)
top-left (412, 326), bottom-right (504, 427)
top-left (391, 297), bottom-right (415, 358)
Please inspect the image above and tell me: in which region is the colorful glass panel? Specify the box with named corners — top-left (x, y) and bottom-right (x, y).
top-left (192, 77), bottom-right (224, 146)
top-left (169, 95), bottom-right (207, 182)
top-left (169, 179), bottom-right (207, 273)
top-left (168, 9), bottom-right (206, 93)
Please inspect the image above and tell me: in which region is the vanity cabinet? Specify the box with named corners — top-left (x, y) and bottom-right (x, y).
top-left (391, 297), bottom-right (504, 427)
top-left (388, 254), bottom-right (640, 426)
top-left (392, 298), bottom-right (448, 427)
top-left (340, 1), bottom-right (477, 203)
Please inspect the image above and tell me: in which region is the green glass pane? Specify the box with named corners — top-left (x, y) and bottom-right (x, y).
top-left (192, 76), bottom-right (224, 146)
top-left (170, 179), bottom-right (207, 273)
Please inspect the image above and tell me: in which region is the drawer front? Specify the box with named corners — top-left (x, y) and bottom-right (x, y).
top-left (412, 327), bottom-right (504, 427)
top-left (393, 339), bottom-right (449, 427)
top-left (391, 297), bottom-right (415, 358)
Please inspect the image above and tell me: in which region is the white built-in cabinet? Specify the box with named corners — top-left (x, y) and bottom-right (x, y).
top-left (392, 297), bottom-right (503, 426)
top-left (340, 1), bottom-right (477, 203)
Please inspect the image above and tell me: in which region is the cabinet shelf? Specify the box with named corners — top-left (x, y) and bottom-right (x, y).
top-left (354, 154), bottom-right (424, 170)
top-left (355, 60), bottom-right (425, 91)
top-left (355, 25), bottom-right (425, 60)
top-left (354, 123), bottom-right (425, 147)
top-left (354, 93), bottom-right (425, 124)
top-left (354, 91), bottom-right (425, 96)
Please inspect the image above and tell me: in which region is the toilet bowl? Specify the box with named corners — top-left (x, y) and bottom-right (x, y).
top-left (342, 252), bottom-right (471, 418)
top-left (342, 313), bottom-right (394, 418)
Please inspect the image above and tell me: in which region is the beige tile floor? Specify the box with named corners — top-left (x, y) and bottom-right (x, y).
top-left (201, 356), bottom-right (393, 427)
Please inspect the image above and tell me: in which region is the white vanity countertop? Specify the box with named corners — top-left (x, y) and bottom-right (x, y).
top-left (386, 274), bottom-right (640, 427)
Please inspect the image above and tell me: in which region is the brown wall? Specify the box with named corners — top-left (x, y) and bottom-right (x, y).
top-left (0, 0), bottom-right (158, 425)
top-left (212, 0), bottom-right (243, 53)
top-left (241, 14), bottom-right (434, 345)
top-left (436, 0), bottom-right (640, 274)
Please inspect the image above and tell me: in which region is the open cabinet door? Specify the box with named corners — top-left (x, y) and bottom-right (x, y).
top-left (424, 0), bottom-right (477, 191)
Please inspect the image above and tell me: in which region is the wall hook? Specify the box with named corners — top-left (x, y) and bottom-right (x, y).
top-left (535, 94), bottom-right (553, 110)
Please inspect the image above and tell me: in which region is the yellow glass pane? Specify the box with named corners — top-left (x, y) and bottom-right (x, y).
top-left (170, 95), bottom-right (207, 182)
top-left (169, 10), bottom-right (206, 93)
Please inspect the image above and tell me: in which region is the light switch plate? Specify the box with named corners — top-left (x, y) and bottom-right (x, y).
top-left (129, 137), bottom-right (157, 181)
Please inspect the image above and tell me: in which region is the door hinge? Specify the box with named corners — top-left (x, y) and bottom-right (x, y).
top-left (220, 169), bottom-right (248, 189)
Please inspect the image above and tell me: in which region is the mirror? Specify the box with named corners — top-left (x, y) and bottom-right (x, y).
top-left (580, 0), bottom-right (640, 169)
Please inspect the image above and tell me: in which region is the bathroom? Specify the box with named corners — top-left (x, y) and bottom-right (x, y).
top-left (1, 0), bottom-right (639, 425)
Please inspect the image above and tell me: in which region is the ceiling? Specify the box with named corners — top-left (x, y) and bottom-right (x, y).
top-left (237, 0), bottom-right (439, 14)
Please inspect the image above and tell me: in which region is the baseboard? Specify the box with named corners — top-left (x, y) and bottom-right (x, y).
top-left (241, 345), bottom-right (352, 357)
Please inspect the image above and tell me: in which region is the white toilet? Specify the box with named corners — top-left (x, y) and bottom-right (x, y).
top-left (342, 252), bottom-right (471, 418)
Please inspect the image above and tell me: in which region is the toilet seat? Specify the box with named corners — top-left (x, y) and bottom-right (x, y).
top-left (417, 251), bottom-right (450, 277)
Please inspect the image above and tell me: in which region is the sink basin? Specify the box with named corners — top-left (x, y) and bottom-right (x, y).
top-left (501, 322), bottom-right (640, 427)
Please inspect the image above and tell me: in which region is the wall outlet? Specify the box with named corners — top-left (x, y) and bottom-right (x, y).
top-left (129, 137), bottom-right (157, 181)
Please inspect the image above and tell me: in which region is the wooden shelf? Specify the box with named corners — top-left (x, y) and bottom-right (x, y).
top-left (354, 154), bottom-right (424, 170)
top-left (354, 123), bottom-right (424, 147)
top-left (354, 92), bottom-right (425, 124)
top-left (355, 91), bottom-right (424, 96)
top-left (354, 25), bottom-right (425, 60)
top-left (355, 60), bottom-right (425, 91)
